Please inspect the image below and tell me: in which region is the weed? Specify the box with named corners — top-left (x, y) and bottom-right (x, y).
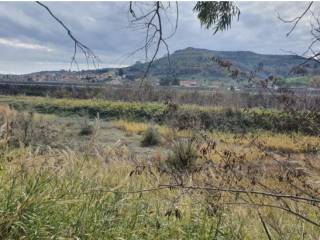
top-left (79, 115), bottom-right (94, 136)
top-left (141, 127), bottom-right (160, 147)
top-left (166, 136), bottom-right (198, 172)
top-left (113, 120), bottom-right (149, 135)
top-left (79, 125), bottom-right (94, 136)
top-left (0, 128), bottom-right (318, 238)
top-left (0, 99), bottom-right (319, 239)
top-left (0, 105), bottom-right (57, 148)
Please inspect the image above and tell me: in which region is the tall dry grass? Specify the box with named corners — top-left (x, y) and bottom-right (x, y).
top-left (1, 144), bottom-right (319, 239)
top-left (0, 107), bottom-right (320, 239)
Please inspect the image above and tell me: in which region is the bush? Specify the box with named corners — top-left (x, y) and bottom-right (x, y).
top-left (79, 116), bottom-right (94, 136)
top-left (79, 125), bottom-right (94, 136)
top-left (141, 127), bottom-right (160, 147)
top-left (0, 106), bottom-right (58, 147)
top-left (166, 137), bottom-right (198, 172)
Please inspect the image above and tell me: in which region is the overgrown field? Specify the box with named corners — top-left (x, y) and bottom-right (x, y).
top-left (0, 102), bottom-right (320, 239)
top-left (1, 145), bottom-right (319, 239)
top-left (1, 95), bottom-right (320, 135)
top-left (2, 82), bottom-right (320, 111)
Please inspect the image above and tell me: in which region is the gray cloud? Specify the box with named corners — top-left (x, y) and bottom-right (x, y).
top-left (0, 1), bottom-right (315, 74)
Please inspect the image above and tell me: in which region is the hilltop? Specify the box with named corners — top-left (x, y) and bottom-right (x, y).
top-left (123, 47), bottom-right (320, 84)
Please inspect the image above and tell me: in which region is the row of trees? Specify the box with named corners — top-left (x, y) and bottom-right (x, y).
top-left (159, 76), bottom-right (180, 86)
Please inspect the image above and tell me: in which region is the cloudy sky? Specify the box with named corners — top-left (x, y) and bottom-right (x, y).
top-left (0, 1), bottom-right (315, 74)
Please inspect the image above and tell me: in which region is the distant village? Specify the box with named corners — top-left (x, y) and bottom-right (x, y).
top-left (0, 69), bottom-right (203, 88)
top-left (0, 69), bottom-right (281, 91)
top-left (2, 69), bottom-right (320, 95)
top-left (0, 69), bottom-right (125, 85)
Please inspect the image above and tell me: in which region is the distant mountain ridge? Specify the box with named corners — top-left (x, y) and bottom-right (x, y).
top-left (123, 47), bottom-right (320, 83)
top-left (2, 47), bottom-right (320, 87)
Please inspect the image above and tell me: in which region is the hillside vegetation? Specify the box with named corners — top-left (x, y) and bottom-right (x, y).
top-left (3, 47), bottom-right (320, 87)
top-left (124, 47), bottom-right (320, 83)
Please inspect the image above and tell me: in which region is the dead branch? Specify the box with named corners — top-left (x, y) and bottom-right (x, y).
top-left (277, 2), bottom-right (314, 37)
top-left (36, 1), bottom-right (99, 70)
top-left (128, 1), bottom-right (178, 84)
top-left (158, 184), bottom-right (320, 204)
top-left (82, 183), bottom-right (320, 204)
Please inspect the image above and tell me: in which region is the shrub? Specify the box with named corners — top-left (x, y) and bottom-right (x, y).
top-left (0, 106), bottom-right (57, 147)
top-left (79, 116), bottom-right (94, 136)
top-left (166, 137), bottom-right (198, 172)
top-left (141, 127), bottom-right (160, 147)
top-left (79, 125), bottom-right (94, 136)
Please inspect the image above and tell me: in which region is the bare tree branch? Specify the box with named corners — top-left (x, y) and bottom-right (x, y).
top-left (277, 1), bottom-right (314, 37)
top-left (36, 1), bottom-right (99, 70)
top-left (128, 1), bottom-right (178, 85)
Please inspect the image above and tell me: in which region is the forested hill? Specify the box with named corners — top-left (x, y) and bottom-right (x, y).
top-left (2, 47), bottom-right (320, 86)
top-left (123, 47), bottom-right (320, 81)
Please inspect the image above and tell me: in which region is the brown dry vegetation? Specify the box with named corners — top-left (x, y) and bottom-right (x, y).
top-left (1, 83), bottom-right (320, 111)
top-left (0, 102), bottom-right (319, 239)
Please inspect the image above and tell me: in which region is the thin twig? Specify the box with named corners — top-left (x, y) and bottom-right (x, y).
top-left (36, 1), bottom-right (99, 70)
top-left (257, 210), bottom-right (273, 240)
top-left (277, 2), bottom-right (314, 36)
top-left (128, 1), bottom-right (178, 86)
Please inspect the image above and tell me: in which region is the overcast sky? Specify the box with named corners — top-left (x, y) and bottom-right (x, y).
top-left (0, 1), bottom-right (315, 74)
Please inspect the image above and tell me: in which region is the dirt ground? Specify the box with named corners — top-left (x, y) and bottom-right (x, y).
top-left (44, 115), bottom-right (166, 159)
top-left (31, 113), bottom-right (320, 185)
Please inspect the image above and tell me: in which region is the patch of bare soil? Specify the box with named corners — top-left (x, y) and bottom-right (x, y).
top-left (51, 116), bottom-right (166, 159)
